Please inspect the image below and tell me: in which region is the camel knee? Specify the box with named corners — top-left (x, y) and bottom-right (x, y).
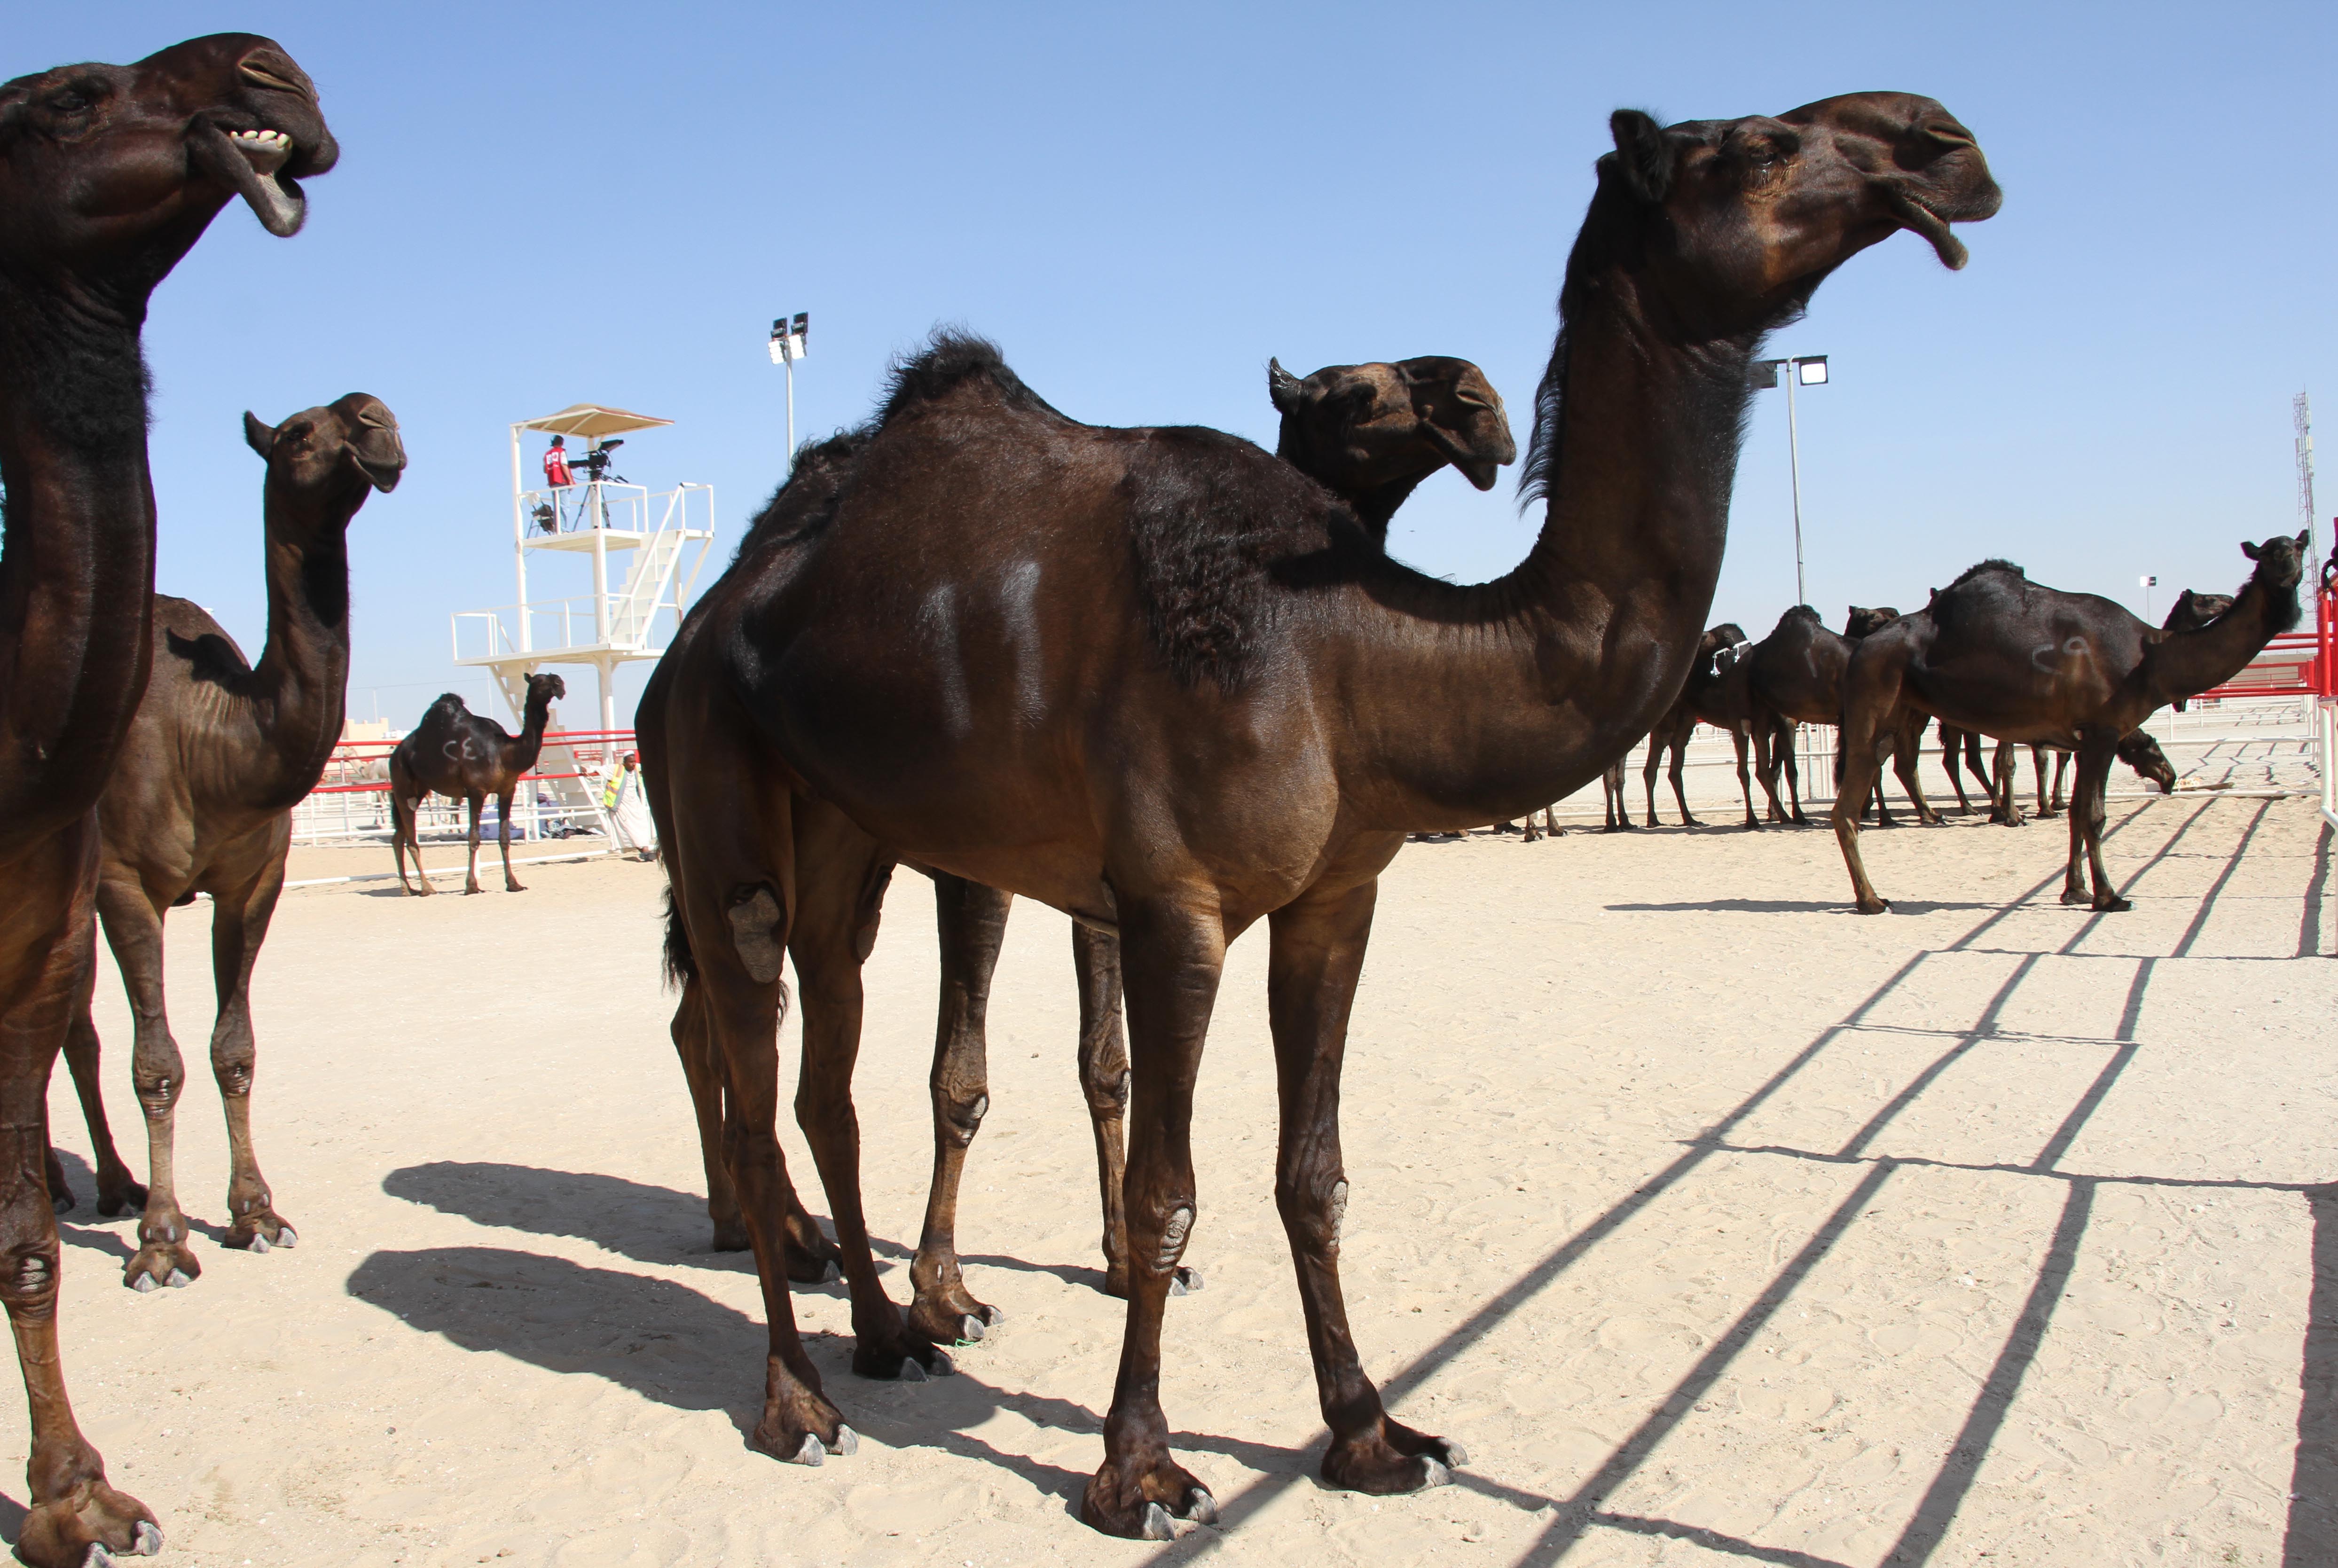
top-left (932, 1086), bottom-right (989, 1149)
top-left (724, 884), bottom-right (786, 984)
top-left (132, 1038), bottom-right (187, 1116)
top-left (1083, 1062), bottom-right (1131, 1122)
top-left (210, 1038), bottom-right (255, 1098)
top-left (1138, 1200), bottom-right (1197, 1274)
top-left (0, 1238), bottom-right (62, 1320)
top-left (1274, 1169), bottom-right (1349, 1255)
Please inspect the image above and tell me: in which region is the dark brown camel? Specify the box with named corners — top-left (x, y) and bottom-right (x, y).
top-left (671, 355), bottom-right (1520, 1340)
top-left (641, 92), bottom-right (1995, 1539)
top-left (1637, 626), bottom-right (1740, 827)
top-left (1741, 604), bottom-right (1903, 824)
top-left (1683, 625), bottom-right (1780, 826)
top-left (45, 398), bottom-right (400, 1293)
top-left (0, 34), bottom-right (333, 1567)
top-left (1836, 539), bottom-right (2307, 912)
top-left (388, 673), bottom-right (567, 895)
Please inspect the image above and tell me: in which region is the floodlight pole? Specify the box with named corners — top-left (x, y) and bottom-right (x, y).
top-left (769, 311), bottom-right (809, 464)
top-left (1784, 367), bottom-right (1807, 608)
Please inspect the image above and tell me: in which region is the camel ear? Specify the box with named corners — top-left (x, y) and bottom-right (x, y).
top-left (1267, 358), bottom-right (1305, 415)
top-left (1609, 109), bottom-right (1673, 203)
top-left (2298, 529), bottom-right (2312, 548)
top-left (2241, 540), bottom-right (2261, 561)
top-left (242, 411), bottom-right (275, 457)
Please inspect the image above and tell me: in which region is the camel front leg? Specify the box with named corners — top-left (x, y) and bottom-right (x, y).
top-left (1730, 727), bottom-right (1760, 828)
top-left (1776, 724), bottom-right (1807, 823)
top-left (1750, 721), bottom-right (1791, 823)
top-left (60, 987), bottom-right (143, 1217)
top-left (1067, 920), bottom-right (1188, 1300)
top-left (1667, 741), bottom-right (1699, 827)
top-left (497, 788), bottom-right (526, 892)
top-left (2045, 750), bottom-right (2068, 817)
top-left (0, 900), bottom-right (161, 1568)
top-left (787, 806), bottom-right (944, 1380)
top-left (101, 877), bottom-right (201, 1292)
top-left (208, 860), bottom-right (295, 1251)
top-left (462, 794), bottom-right (484, 895)
top-left (1268, 877), bottom-right (1465, 1501)
top-left (2064, 732), bottom-right (2130, 911)
top-left (670, 980), bottom-right (747, 1252)
top-left (1081, 889), bottom-right (1226, 1541)
top-left (1889, 715), bottom-right (1941, 824)
top-left (1939, 727), bottom-right (1974, 814)
top-left (907, 874), bottom-right (1011, 1346)
top-left (390, 788), bottom-right (430, 895)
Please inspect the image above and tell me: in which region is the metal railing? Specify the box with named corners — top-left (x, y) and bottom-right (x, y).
top-left (288, 729), bottom-right (637, 847)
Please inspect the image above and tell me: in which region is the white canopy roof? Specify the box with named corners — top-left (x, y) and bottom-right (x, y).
top-left (515, 403), bottom-right (673, 440)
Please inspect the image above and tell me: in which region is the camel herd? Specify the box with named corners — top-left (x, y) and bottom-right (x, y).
top-left (0, 29), bottom-right (2323, 1563)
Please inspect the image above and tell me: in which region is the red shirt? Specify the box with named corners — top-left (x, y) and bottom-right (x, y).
top-left (543, 447), bottom-right (574, 486)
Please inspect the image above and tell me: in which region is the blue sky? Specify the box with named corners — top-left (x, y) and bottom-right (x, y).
top-left (13, 2), bottom-right (2335, 727)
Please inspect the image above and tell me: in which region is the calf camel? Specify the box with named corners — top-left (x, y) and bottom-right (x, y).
top-left (1638, 626), bottom-right (1740, 827)
top-left (673, 355), bottom-right (1520, 1340)
top-left (1836, 539), bottom-right (2306, 913)
top-left (0, 33), bottom-right (334, 1566)
top-left (641, 92), bottom-right (1996, 1539)
top-left (388, 673), bottom-right (567, 894)
top-left (51, 398), bottom-right (400, 1292)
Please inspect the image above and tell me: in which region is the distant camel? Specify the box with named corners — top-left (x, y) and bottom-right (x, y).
top-left (670, 356), bottom-right (1521, 1344)
top-left (52, 398), bottom-right (401, 1296)
top-left (1835, 538), bottom-right (2307, 912)
top-left (640, 94), bottom-right (1997, 1533)
top-left (1683, 626), bottom-right (1777, 827)
top-left (1741, 604), bottom-right (1899, 825)
top-left (1638, 630), bottom-right (1739, 827)
top-left (388, 673), bottom-right (566, 894)
top-left (0, 33), bottom-right (335, 1567)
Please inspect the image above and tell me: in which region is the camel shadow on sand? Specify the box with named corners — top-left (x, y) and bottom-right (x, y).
top-left (382, 1161), bottom-right (1115, 1295)
top-left (342, 1244), bottom-right (1295, 1512)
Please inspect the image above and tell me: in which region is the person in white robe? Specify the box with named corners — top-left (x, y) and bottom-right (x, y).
top-left (602, 751), bottom-right (657, 861)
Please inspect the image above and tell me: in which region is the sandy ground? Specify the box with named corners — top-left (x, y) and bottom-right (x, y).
top-left (14, 793), bottom-right (2335, 1568)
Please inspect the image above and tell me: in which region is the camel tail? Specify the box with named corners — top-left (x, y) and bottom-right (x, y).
top-left (661, 882), bottom-right (696, 988)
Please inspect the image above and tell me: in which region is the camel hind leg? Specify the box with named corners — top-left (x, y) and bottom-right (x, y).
top-left (54, 981), bottom-right (145, 1216)
top-left (462, 794), bottom-right (485, 895)
top-left (390, 778), bottom-right (431, 895)
top-left (906, 874), bottom-right (1013, 1346)
top-left (1729, 727), bottom-right (1760, 829)
top-left (102, 869), bottom-right (204, 1293)
top-left (2063, 730), bottom-right (2129, 911)
top-left (1667, 738), bottom-right (1699, 827)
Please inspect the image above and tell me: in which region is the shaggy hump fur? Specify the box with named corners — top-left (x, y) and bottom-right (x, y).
top-left (1950, 557), bottom-right (2025, 588)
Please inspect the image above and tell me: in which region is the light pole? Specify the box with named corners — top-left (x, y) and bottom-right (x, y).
top-left (2140, 573), bottom-right (2158, 624)
top-left (768, 311), bottom-right (809, 458)
top-left (1750, 354), bottom-right (1829, 606)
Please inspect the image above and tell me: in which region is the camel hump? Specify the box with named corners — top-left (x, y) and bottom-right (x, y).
top-left (1948, 557), bottom-right (2025, 589)
top-left (1778, 605), bottom-right (1822, 628)
top-left (875, 330), bottom-right (1066, 430)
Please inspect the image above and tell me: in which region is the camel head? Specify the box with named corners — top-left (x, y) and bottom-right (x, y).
top-left (2236, 531), bottom-right (2310, 632)
top-left (2115, 731), bottom-right (2179, 795)
top-left (1597, 93), bottom-right (2000, 334)
top-left (525, 673), bottom-right (568, 708)
top-left (1845, 605), bottom-right (1899, 637)
top-left (0, 34), bottom-right (335, 290)
top-left (1698, 622), bottom-right (1748, 673)
top-left (243, 394), bottom-right (406, 513)
top-left (2161, 589), bottom-right (2233, 634)
top-left (1268, 355), bottom-right (1516, 493)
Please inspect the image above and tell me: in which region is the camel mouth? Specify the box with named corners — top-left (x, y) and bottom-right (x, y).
top-left (1884, 188), bottom-right (1968, 270)
top-left (188, 118), bottom-right (307, 236)
top-left (1458, 457), bottom-right (1502, 491)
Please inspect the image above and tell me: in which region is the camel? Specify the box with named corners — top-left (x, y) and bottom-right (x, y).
top-left (1637, 627), bottom-right (1742, 827)
top-left (388, 673), bottom-right (568, 895)
top-left (641, 93), bottom-right (1996, 1538)
top-left (1681, 625), bottom-right (1781, 827)
top-left (1741, 604), bottom-right (1902, 825)
top-left (44, 397), bottom-right (401, 1295)
top-left (0, 33), bottom-right (334, 1567)
top-left (669, 355), bottom-right (1520, 1339)
top-left (1836, 539), bottom-right (2307, 913)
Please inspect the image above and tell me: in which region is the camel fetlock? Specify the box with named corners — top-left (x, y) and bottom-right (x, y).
top-left (749, 1349), bottom-right (858, 1468)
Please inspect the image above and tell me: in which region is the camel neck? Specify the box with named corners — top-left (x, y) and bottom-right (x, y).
top-left (1343, 474), bottom-right (1428, 548)
top-left (2141, 568), bottom-right (2300, 703)
top-left (242, 480), bottom-right (359, 806)
top-left (1331, 244), bottom-right (1759, 830)
top-left (0, 266), bottom-right (159, 847)
top-left (513, 695), bottom-right (554, 769)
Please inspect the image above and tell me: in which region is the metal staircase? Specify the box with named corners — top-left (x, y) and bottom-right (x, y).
top-left (607, 527), bottom-right (688, 650)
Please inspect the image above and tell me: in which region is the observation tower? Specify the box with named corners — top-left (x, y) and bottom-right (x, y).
top-left (452, 403), bottom-right (714, 736)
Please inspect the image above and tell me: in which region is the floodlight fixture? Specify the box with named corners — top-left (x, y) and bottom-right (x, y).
top-left (1797, 355), bottom-right (1829, 385)
top-left (769, 310), bottom-right (812, 454)
top-left (1748, 353), bottom-right (1831, 605)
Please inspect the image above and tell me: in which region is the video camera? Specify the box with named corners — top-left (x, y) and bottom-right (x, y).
top-left (578, 438), bottom-right (626, 484)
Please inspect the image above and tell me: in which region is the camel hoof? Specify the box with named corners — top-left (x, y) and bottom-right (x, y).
top-left (52, 1194), bottom-right (73, 1216)
top-left (1169, 1267), bottom-right (1203, 1296)
top-left (1855, 899), bottom-right (1890, 916)
top-left (247, 1233), bottom-right (270, 1254)
top-left (167, 1269), bottom-right (194, 1288)
top-left (2096, 896), bottom-right (2134, 913)
top-left (820, 1260), bottom-right (841, 1284)
top-left (1420, 1458), bottom-right (1454, 1489)
top-left (1139, 1504), bottom-right (1175, 1542)
top-left (82, 1546), bottom-right (113, 1568)
top-left (133, 1521), bottom-right (162, 1556)
top-left (955, 1314), bottom-right (987, 1343)
top-left (277, 1225), bottom-right (298, 1248)
top-left (131, 1274), bottom-right (159, 1294)
top-left (1182, 1485), bottom-right (1218, 1526)
top-left (786, 1434), bottom-right (825, 1467)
